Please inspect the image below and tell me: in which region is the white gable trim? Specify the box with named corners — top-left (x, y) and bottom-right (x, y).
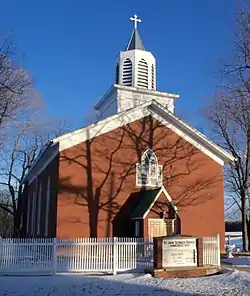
top-left (131, 186), bottom-right (178, 220)
top-left (161, 187), bottom-right (178, 212)
top-left (56, 101), bottom-right (234, 163)
top-left (56, 107), bottom-right (151, 152)
top-left (24, 102), bottom-right (153, 184)
top-left (150, 112), bottom-right (225, 165)
top-left (24, 100), bottom-right (235, 184)
top-left (143, 187), bottom-right (175, 219)
top-left (148, 103), bottom-right (235, 164)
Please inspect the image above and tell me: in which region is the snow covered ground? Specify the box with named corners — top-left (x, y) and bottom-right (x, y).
top-left (0, 269), bottom-right (249, 296)
top-left (224, 256), bottom-right (250, 267)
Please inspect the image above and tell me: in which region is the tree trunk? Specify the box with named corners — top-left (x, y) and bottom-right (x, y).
top-left (12, 189), bottom-right (23, 238)
top-left (247, 218), bottom-right (250, 252)
top-left (89, 201), bottom-right (98, 237)
top-left (241, 190), bottom-right (249, 251)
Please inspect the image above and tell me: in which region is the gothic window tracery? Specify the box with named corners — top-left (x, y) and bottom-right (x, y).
top-left (136, 149), bottom-right (162, 187)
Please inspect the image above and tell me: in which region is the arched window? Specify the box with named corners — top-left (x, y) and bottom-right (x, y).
top-left (141, 149), bottom-right (157, 172)
top-left (123, 58), bottom-right (132, 86)
top-left (136, 149), bottom-right (162, 187)
top-left (137, 59), bottom-right (148, 89)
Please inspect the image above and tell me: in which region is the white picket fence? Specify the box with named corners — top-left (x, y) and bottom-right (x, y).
top-left (0, 236), bottom-right (220, 275)
top-left (203, 234), bottom-right (220, 266)
top-left (0, 237), bottom-right (153, 275)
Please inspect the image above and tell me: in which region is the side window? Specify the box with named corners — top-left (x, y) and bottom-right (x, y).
top-left (135, 221), bottom-right (140, 237)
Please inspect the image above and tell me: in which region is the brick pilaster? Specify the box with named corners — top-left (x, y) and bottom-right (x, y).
top-left (153, 237), bottom-right (163, 269)
top-left (196, 238), bottom-right (203, 267)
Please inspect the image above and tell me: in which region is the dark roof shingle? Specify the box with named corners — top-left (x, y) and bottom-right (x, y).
top-left (131, 189), bottom-right (161, 219)
top-left (126, 29), bottom-right (145, 51)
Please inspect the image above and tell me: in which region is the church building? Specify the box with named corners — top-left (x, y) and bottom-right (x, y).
top-left (20, 15), bottom-right (234, 250)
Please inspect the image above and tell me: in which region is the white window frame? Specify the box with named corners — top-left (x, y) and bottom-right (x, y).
top-left (26, 195), bottom-right (31, 234)
top-left (31, 178), bottom-right (38, 236)
top-left (135, 221), bottom-right (140, 237)
top-left (45, 176), bottom-right (51, 237)
top-left (136, 149), bottom-right (163, 187)
top-left (31, 190), bottom-right (36, 235)
top-left (37, 183), bottom-right (42, 235)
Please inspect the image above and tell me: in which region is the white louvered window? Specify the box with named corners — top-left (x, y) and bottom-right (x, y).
top-left (123, 58), bottom-right (132, 86)
top-left (136, 149), bottom-right (162, 187)
top-left (151, 64), bottom-right (155, 89)
top-left (137, 59), bottom-right (148, 89)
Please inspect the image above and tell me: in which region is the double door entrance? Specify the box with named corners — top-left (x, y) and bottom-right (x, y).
top-left (148, 218), bottom-right (175, 238)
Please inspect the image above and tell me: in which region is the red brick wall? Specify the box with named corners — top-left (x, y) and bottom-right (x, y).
top-left (57, 115), bottom-right (225, 249)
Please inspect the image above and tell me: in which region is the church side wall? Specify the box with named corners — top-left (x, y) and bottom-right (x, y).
top-left (22, 155), bottom-right (59, 238)
top-left (57, 116), bottom-right (225, 250)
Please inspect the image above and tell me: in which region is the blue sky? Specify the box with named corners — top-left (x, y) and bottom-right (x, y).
top-left (0, 0), bottom-right (237, 130)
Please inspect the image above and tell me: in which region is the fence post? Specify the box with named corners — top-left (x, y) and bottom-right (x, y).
top-left (52, 237), bottom-right (57, 275)
top-left (113, 237), bottom-right (118, 275)
top-left (217, 233), bottom-right (221, 267)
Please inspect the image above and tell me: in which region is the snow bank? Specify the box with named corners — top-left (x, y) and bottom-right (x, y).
top-left (0, 269), bottom-right (249, 295)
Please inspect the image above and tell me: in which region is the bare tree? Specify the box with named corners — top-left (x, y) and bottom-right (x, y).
top-left (0, 114), bottom-right (70, 236)
top-left (0, 190), bottom-right (13, 237)
top-left (0, 36), bottom-right (41, 146)
top-left (205, 6), bottom-right (250, 251)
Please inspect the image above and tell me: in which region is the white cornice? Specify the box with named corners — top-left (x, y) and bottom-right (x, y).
top-left (94, 84), bottom-right (179, 111)
top-left (23, 100), bottom-right (235, 184)
top-left (114, 84), bottom-right (180, 99)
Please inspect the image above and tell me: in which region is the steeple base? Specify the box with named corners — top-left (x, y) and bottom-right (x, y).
top-left (94, 84), bottom-right (179, 120)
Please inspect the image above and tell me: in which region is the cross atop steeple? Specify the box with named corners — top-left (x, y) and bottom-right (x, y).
top-left (130, 14), bottom-right (141, 30)
top-left (126, 15), bottom-right (144, 51)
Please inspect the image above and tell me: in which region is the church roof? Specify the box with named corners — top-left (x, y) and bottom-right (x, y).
top-left (130, 187), bottom-right (179, 219)
top-left (130, 189), bottom-right (161, 219)
top-left (22, 99), bottom-right (235, 185)
top-left (126, 29), bottom-right (145, 51)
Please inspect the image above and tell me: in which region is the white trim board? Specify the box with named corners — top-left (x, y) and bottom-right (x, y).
top-left (94, 84), bottom-right (179, 110)
top-left (24, 100), bottom-right (235, 183)
top-left (54, 100), bottom-right (234, 162)
top-left (131, 186), bottom-right (178, 220)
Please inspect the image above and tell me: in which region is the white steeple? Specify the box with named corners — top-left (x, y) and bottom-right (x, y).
top-left (94, 16), bottom-right (179, 119)
top-left (115, 15), bottom-right (156, 90)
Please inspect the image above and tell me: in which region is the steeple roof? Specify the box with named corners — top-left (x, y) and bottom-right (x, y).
top-left (126, 28), bottom-right (145, 51)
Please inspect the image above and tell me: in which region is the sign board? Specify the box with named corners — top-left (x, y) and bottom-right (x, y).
top-left (162, 238), bottom-right (197, 268)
